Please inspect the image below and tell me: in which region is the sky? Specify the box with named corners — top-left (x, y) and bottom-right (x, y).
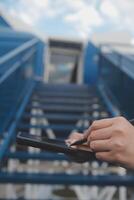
top-left (0, 0), bottom-right (134, 39)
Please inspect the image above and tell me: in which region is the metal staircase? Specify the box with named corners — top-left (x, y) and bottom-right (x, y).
top-left (1, 14), bottom-right (134, 200)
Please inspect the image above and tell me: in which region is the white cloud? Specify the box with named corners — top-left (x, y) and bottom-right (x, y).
top-left (19, 13), bottom-right (34, 26)
top-left (64, 0), bottom-right (87, 10)
top-left (111, 0), bottom-right (134, 33)
top-left (20, 0), bottom-right (49, 11)
top-left (1, 0), bottom-right (134, 39)
top-left (20, 0), bottom-right (49, 22)
top-left (100, 1), bottom-right (120, 20)
top-left (65, 3), bottom-right (104, 39)
top-left (5, 0), bottom-right (50, 26)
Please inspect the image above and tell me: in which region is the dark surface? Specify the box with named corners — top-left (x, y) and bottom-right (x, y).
top-left (17, 132), bottom-right (95, 163)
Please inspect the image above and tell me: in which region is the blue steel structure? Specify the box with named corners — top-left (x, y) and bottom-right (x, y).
top-left (1, 15), bottom-right (134, 199)
top-left (84, 42), bottom-right (99, 85)
top-left (99, 43), bottom-right (134, 119)
top-left (0, 16), bottom-right (12, 28)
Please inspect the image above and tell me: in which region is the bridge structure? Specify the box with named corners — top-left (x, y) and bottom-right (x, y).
top-left (1, 15), bottom-right (134, 200)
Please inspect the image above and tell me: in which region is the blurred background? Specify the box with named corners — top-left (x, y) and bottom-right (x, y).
top-left (1, 0), bottom-right (134, 200)
top-left (1, 0), bottom-right (134, 41)
top-left (1, 0), bottom-right (134, 83)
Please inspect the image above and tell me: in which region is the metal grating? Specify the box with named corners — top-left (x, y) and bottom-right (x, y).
top-left (16, 83), bottom-right (111, 140)
top-left (1, 82), bottom-right (134, 191)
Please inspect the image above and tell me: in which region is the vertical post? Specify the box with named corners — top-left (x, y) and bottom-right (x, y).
top-left (44, 41), bottom-right (50, 83)
top-left (35, 41), bottom-right (45, 79)
top-left (83, 42), bottom-right (99, 85)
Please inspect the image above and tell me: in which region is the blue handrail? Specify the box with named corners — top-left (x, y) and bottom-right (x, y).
top-left (0, 38), bottom-right (37, 64)
top-left (0, 38), bottom-right (38, 84)
top-left (101, 47), bottom-right (134, 80)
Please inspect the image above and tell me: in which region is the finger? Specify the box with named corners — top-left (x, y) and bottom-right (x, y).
top-left (76, 144), bottom-right (93, 152)
top-left (96, 152), bottom-right (114, 163)
top-left (90, 140), bottom-right (111, 152)
top-left (91, 118), bottom-right (114, 131)
top-left (83, 118), bottom-right (113, 143)
top-left (68, 132), bottom-right (82, 139)
top-left (65, 139), bottom-right (71, 145)
top-left (88, 127), bottom-right (112, 142)
top-left (68, 132), bottom-right (83, 141)
top-left (68, 133), bottom-right (84, 146)
top-left (83, 127), bottom-right (91, 139)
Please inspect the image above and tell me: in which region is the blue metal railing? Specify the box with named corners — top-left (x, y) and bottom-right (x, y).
top-left (0, 81), bottom-right (35, 161)
top-left (99, 43), bottom-right (134, 119)
top-left (0, 30), bottom-right (44, 162)
top-left (0, 38), bottom-right (38, 83)
top-left (0, 29), bottom-right (35, 55)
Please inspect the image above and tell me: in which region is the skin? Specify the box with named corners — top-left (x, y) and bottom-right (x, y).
top-left (67, 117), bottom-right (134, 169)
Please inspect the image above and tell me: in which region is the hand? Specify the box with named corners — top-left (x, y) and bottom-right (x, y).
top-left (66, 131), bottom-right (92, 151)
top-left (88, 117), bottom-right (134, 169)
top-left (66, 132), bottom-right (84, 145)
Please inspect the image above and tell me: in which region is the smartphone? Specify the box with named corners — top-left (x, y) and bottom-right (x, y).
top-left (16, 132), bottom-right (95, 163)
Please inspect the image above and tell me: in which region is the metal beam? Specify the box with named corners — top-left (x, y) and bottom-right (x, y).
top-left (17, 123), bottom-right (87, 132)
top-left (0, 172), bottom-right (134, 186)
top-left (7, 151), bottom-right (69, 161)
top-left (22, 113), bottom-right (96, 121)
top-left (26, 105), bottom-right (103, 113)
top-left (0, 82), bottom-right (35, 161)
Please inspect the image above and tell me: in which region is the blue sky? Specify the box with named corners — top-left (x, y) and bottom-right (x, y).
top-left (0, 0), bottom-right (134, 39)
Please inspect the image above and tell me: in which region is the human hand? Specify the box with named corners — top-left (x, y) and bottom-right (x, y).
top-left (88, 117), bottom-right (134, 169)
top-left (66, 130), bottom-right (92, 151)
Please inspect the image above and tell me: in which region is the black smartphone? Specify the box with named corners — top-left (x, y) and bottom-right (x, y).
top-left (16, 132), bottom-right (95, 163)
